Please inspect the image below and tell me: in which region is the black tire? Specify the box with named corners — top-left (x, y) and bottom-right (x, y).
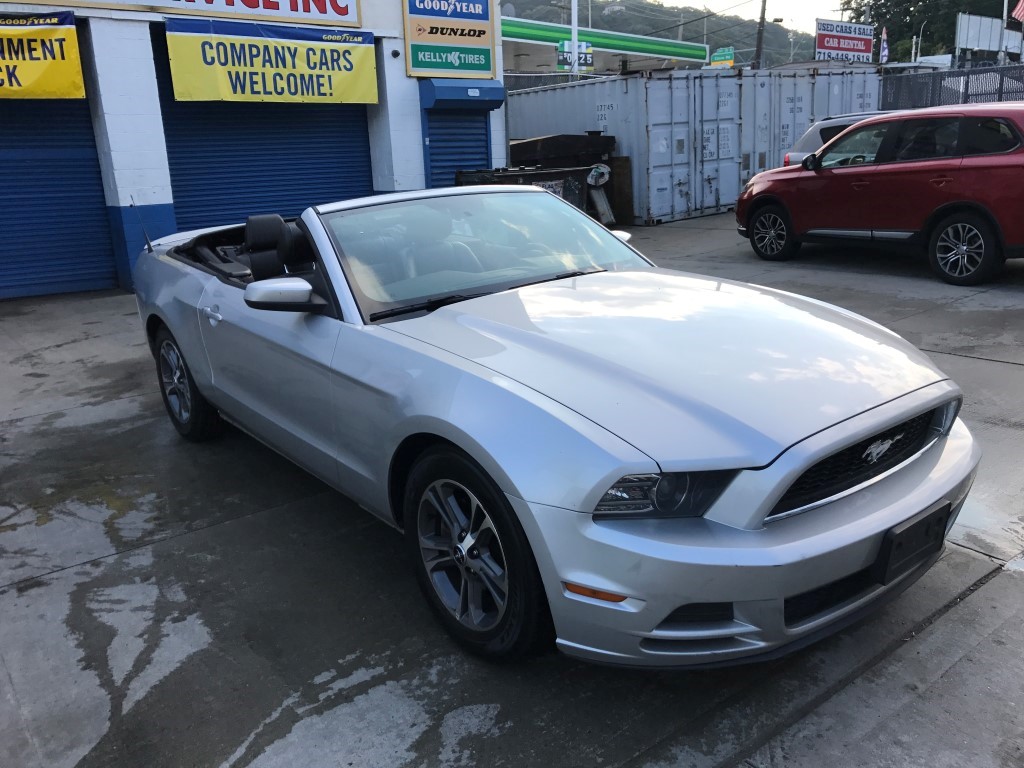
top-left (748, 204), bottom-right (801, 261)
top-left (153, 326), bottom-right (222, 441)
top-left (928, 212), bottom-right (1004, 286)
top-left (404, 447), bottom-right (552, 661)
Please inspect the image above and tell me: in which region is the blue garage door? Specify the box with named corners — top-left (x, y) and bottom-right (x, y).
top-left (152, 27), bottom-right (373, 231)
top-left (0, 100), bottom-right (117, 300)
top-left (426, 110), bottom-right (490, 189)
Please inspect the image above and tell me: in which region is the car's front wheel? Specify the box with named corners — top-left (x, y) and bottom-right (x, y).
top-left (404, 448), bottom-right (551, 660)
top-left (749, 204), bottom-right (801, 261)
top-left (153, 326), bottom-right (222, 441)
top-left (928, 212), bottom-right (1004, 286)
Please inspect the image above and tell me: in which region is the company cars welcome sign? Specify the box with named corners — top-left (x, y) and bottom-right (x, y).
top-left (166, 18), bottom-right (377, 103)
top-left (403, 0), bottom-right (495, 78)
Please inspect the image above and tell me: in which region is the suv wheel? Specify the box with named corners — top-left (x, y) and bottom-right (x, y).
top-left (749, 205), bottom-right (801, 261)
top-left (928, 213), bottom-right (1004, 286)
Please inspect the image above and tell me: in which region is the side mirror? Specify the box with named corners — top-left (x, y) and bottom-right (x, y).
top-left (802, 154), bottom-right (821, 171)
top-left (611, 230), bottom-right (632, 243)
top-left (244, 277), bottom-right (327, 313)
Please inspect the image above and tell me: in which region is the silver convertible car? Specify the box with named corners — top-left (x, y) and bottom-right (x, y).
top-left (134, 187), bottom-right (981, 668)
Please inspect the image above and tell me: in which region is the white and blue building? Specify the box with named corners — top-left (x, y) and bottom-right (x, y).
top-left (0, 0), bottom-right (507, 299)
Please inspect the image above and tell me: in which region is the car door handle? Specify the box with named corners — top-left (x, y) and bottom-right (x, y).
top-left (201, 306), bottom-right (223, 322)
top-left (850, 181), bottom-right (870, 190)
top-left (930, 177), bottom-right (953, 187)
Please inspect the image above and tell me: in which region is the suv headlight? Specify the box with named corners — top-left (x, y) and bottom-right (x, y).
top-left (594, 471), bottom-right (736, 519)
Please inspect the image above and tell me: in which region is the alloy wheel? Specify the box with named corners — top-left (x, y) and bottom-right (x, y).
top-left (753, 213), bottom-right (787, 256)
top-left (416, 479), bottom-right (509, 632)
top-left (159, 340), bottom-right (192, 424)
top-left (935, 223), bottom-right (985, 278)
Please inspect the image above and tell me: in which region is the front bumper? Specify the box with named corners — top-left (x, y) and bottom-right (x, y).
top-left (737, 225), bottom-right (749, 238)
top-left (511, 418), bottom-right (980, 668)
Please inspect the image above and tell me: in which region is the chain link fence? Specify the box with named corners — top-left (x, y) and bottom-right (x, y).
top-left (882, 65), bottom-right (1024, 109)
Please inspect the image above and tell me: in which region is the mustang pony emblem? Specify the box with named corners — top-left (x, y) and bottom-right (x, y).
top-left (863, 433), bottom-right (904, 464)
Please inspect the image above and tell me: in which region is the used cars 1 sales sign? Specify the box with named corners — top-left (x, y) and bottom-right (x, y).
top-left (404, 0), bottom-right (496, 79)
top-left (0, 12), bottom-right (85, 98)
top-left (166, 18), bottom-right (377, 103)
top-left (815, 18), bottom-right (875, 63)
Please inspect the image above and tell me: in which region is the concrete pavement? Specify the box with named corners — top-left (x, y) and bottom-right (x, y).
top-left (1, 218), bottom-right (1022, 768)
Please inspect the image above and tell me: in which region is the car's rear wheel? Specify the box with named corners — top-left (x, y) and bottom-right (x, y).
top-left (404, 447), bottom-right (551, 660)
top-left (928, 213), bottom-right (1004, 286)
top-left (154, 327), bottom-right (222, 441)
top-left (749, 205), bottom-right (801, 261)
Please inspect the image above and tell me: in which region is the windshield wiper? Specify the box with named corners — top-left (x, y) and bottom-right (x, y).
top-left (508, 268), bottom-right (607, 291)
top-left (369, 292), bottom-right (490, 321)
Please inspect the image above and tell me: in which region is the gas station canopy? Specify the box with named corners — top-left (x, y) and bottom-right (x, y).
top-left (501, 17), bottom-right (709, 73)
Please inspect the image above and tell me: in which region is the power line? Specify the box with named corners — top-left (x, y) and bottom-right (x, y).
top-left (644, 0), bottom-right (760, 36)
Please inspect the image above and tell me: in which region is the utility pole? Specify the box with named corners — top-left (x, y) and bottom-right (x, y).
top-left (753, 0), bottom-right (767, 69)
top-left (998, 0), bottom-right (1008, 65)
top-left (571, 0), bottom-right (579, 74)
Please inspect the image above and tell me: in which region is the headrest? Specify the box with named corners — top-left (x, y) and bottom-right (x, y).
top-left (404, 207), bottom-right (452, 244)
top-left (245, 214), bottom-right (285, 251)
top-left (277, 221), bottom-right (315, 267)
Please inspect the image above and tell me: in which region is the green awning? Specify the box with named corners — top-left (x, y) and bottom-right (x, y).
top-left (500, 17), bottom-right (708, 63)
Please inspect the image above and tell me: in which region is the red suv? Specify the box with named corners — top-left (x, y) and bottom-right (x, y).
top-left (736, 104), bottom-right (1024, 285)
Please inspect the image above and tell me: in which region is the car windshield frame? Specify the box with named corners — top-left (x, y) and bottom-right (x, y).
top-left (318, 190), bottom-right (653, 323)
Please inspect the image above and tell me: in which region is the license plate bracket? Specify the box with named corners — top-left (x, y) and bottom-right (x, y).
top-left (871, 502), bottom-right (951, 585)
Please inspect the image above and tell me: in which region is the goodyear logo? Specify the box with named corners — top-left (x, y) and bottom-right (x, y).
top-left (413, 0), bottom-right (485, 14)
top-left (408, 0), bottom-right (489, 22)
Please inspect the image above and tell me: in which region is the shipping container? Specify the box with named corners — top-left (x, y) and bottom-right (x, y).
top-left (508, 68), bottom-right (881, 224)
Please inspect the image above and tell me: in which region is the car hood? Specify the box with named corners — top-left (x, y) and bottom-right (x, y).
top-left (387, 270), bottom-right (946, 469)
top-left (753, 164), bottom-right (804, 182)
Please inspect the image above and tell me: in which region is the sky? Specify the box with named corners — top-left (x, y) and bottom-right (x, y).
top-left (663, 0), bottom-right (840, 35)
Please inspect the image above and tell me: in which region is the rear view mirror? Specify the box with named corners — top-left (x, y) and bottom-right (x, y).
top-left (612, 230), bottom-right (633, 243)
top-left (802, 154), bottom-right (821, 171)
top-left (244, 277), bottom-right (327, 313)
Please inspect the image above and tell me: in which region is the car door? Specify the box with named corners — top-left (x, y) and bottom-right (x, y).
top-left (198, 270), bottom-right (342, 484)
top-left (864, 116), bottom-right (964, 240)
top-left (957, 115), bottom-right (1022, 239)
top-left (785, 121), bottom-right (896, 238)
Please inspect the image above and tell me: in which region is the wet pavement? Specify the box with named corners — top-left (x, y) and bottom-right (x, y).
top-left (2, 220), bottom-right (1023, 767)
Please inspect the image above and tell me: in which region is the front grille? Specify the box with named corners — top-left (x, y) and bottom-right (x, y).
top-left (769, 409), bottom-right (938, 519)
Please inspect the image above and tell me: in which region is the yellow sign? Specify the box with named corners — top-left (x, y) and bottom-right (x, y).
top-left (166, 19), bottom-right (377, 103)
top-left (0, 12), bottom-right (85, 99)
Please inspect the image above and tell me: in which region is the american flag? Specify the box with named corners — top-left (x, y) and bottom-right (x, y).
top-left (1013, 0), bottom-right (1024, 24)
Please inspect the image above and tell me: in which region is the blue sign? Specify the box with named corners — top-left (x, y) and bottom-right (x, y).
top-left (406, 0), bottom-right (490, 23)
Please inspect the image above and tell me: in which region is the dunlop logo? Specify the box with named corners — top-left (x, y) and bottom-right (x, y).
top-left (427, 25), bottom-right (486, 37)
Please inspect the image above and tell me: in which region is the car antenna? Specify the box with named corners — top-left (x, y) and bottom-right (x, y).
top-left (130, 195), bottom-right (154, 253)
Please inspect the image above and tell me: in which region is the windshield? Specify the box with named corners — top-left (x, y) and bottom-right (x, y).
top-left (320, 190), bottom-right (651, 321)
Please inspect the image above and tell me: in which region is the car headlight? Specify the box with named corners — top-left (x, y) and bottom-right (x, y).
top-left (934, 396), bottom-right (963, 436)
top-left (594, 471), bottom-right (736, 519)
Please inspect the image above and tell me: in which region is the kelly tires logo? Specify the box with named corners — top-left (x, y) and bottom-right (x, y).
top-left (410, 43), bottom-right (490, 71)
